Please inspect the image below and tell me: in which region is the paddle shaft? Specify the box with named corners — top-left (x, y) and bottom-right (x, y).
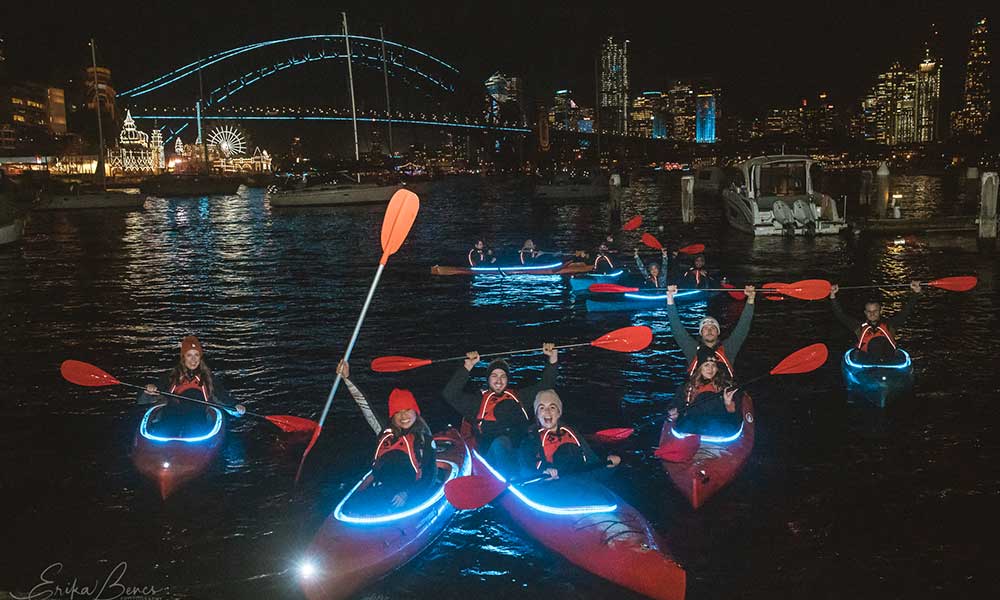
top-left (835, 283), bottom-right (922, 290)
top-left (433, 341), bottom-right (588, 366)
top-left (122, 381), bottom-right (250, 416)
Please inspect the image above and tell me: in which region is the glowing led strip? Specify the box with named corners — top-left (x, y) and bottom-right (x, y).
top-left (139, 403), bottom-right (223, 443)
top-left (333, 447), bottom-right (471, 525)
top-left (584, 270), bottom-right (624, 278)
top-left (622, 289), bottom-right (702, 301)
top-left (670, 420), bottom-right (744, 444)
top-left (472, 450), bottom-right (617, 515)
top-left (469, 261), bottom-right (565, 273)
top-left (843, 348), bottom-right (911, 371)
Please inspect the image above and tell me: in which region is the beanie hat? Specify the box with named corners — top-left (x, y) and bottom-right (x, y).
top-left (486, 359), bottom-right (511, 380)
top-left (388, 388), bottom-right (420, 416)
top-left (533, 389), bottom-right (563, 414)
top-left (180, 336), bottom-right (204, 357)
top-left (698, 317), bottom-right (720, 334)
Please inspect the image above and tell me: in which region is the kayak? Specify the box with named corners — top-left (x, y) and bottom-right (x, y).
top-left (568, 269), bottom-right (627, 292)
top-left (585, 288), bottom-right (711, 312)
top-left (658, 394), bottom-right (755, 510)
top-left (468, 430), bottom-right (686, 600)
top-left (841, 348), bottom-right (913, 408)
top-left (300, 428), bottom-right (471, 600)
top-left (131, 403), bottom-right (226, 499)
top-left (431, 261), bottom-right (594, 276)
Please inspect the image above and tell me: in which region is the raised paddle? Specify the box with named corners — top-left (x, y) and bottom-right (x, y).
top-left (59, 360), bottom-right (317, 433)
top-left (641, 233), bottom-right (663, 250)
top-left (588, 279), bottom-right (831, 301)
top-left (296, 189), bottom-right (420, 483)
top-left (622, 215), bottom-right (643, 231)
top-left (834, 276), bottom-right (977, 293)
top-left (370, 325), bottom-right (653, 373)
top-left (444, 458), bottom-right (615, 510)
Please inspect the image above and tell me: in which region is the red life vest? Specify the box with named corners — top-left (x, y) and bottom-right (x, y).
top-left (372, 430), bottom-right (423, 480)
top-left (687, 346), bottom-right (735, 378)
top-left (537, 426), bottom-right (584, 468)
top-left (857, 322), bottom-right (897, 352)
top-left (468, 248), bottom-right (485, 266)
top-left (594, 254), bottom-right (614, 269)
top-left (476, 389), bottom-right (529, 429)
top-left (170, 375), bottom-right (209, 402)
top-left (520, 250), bottom-right (538, 265)
top-left (685, 267), bottom-right (705, 286)
top-left (684, 382), bottom-right (720, 406)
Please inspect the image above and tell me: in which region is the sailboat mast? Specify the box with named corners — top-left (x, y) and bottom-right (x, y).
top-left (90, 39), bottom-right (106, 187)
top-left (379, 25), bottom-right (393, 157)
top-left (342, 12), bottom-right (361, 181)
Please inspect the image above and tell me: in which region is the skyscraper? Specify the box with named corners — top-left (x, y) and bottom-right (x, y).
top-left (914, 33), bottom-right (942, 142)
top-left (695, 94), bottom-right (716, 143)
top-left (667, 81), bottom-right (696, 142)
top-left (484, 71), bottom-right (525, 125)
top-left (600, 36), bottom-right (629, 134)
top-left (864, 62), bottom-right (917, 145)
top-left (85, 65), bottom-right (117, 123)
top-left (951, 17), bottom-right (991, 138)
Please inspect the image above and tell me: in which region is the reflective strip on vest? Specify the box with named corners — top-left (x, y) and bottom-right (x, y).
top-left (857, 323), bottom-right (897, 352)
top-left (477, 389), bottom-right (529, 426)
top-left (594, 255), bottom-right (613, 269)
top-left (170, 377), bottom-right (209, 402)
top-left (373, 430), bottom-right (422, 480)
top-left (688, 346), bottom-right (735, 378)
top-left (537, 426), bottom-right (584, 468)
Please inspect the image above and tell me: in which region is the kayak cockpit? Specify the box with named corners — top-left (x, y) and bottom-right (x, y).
top-left (139, 403), bottom-right (224, 443)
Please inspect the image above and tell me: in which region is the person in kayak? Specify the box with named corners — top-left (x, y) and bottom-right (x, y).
top-left (678, 255), bottom-right (716, 289)
top-left (593, 242), bottom-right (616, 274)
top-left (137, 335), bottom-right (245, 437)
top-left (634, 247), bottom-right (670, 288)
top-left (829, 281), bottom-right (922, 361)
top-left (666, 284), bottom-right (756, 377)
top-left (666, 355), bottom-right (742, 437)
top-left (468, 239), bottom-right (496, 266)
top-left (519, 239), bottom-right (542, 265)
top-left (443, 343), bottom-right (558, 476)
top-left (337, 360), bottom-right (437, 508)
top-left (518, 389), bottom-right (621, 480)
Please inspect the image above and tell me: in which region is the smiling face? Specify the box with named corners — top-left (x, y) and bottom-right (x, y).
top-left (693, 256), bottom-right (705, 269)
top-left (488, 368), bottom-right (508, 393)
top-left (183, 349), bottom-right (202, 371)
top-left (700, 324), bottom-right (720, 345)
top-left (698, 359), bottom-right (719, 380)
top-left (535, 392), bottom-right (562, 430)
top-left (475, 240), bottom-right (485, 250)
top-left (864, 302), bottom-right (882, 323)
top-left (649, 263), bottom-right (660, 278)
top-left (391, 408), bottom-right (417, 430)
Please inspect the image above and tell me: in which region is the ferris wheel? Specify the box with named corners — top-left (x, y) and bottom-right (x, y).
top-left (207, 126), bottom-right (247, 158)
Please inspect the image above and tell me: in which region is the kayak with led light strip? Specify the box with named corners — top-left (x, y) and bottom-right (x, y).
top-left (300, 429), bottom-right (471, 600)
top-left (131, 402), bottom-right (226, 499)
top-left (568, 269), bottom-right (627, 292)
top-left (431, 261), bottom-right (594, 276)
top-left (585, 288), bottom-right (711, 312)
top-left (841, 348), bottom-right (913, 408)
top-left (658, 394), bottom-right (755, 509)
top-left (468, 433), bottom-right (686, 600)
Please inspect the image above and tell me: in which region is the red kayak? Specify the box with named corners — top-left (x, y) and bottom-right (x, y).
top-left (431, 261), bottom-right (594, 276)
top-left (466, 427), bottom-right (686, 600)
top-left (657, 394), bottom-right (755, 509)
top-left (300, 428), bottom-right (471, 600)
top-left (131, 403), bottom-right (226, 499)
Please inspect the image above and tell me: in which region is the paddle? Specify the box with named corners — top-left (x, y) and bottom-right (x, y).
top-left (639, 234), bottom-right (704, 257)
top-left (587, 427), bottom-right (635, 443)
top-left (296, 189), bottom-right (420, 483)
top-left (622, 215), bottom-right (643, 231)
top-left (371, 326), bottom-right (653, 373)
top-left (588, 279), bottom-right (831, 301)
top-left (835, 276), bottom-right (977, 293)
top-left (444, 457), bottom-right (615, 510)
top-left (59, 360), bottom-right (316, 433)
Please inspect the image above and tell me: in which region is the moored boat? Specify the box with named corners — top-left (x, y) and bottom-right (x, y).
top-left (431, 261), bottom-right (594, 276)
top-left (658, 395), bottom-right (755, 509)
top-left (140, 174), bottom-right (242, 197)
top-left (34, 189), bottom-right (148, 211)
top-left (585, 288), bottom-right (711, 312)
top-left (1, 217), bottom-right (26, 246)
top-left (841, 348), bottom-right (913, 407)
top-left (269, 182), bottom-right (406, 207)
top-left (300, 429), bottom-right (471, 600)
top-left (470, 443), bottom-right (686, 600)
top-left (131, 403), bottom-right (226, 499)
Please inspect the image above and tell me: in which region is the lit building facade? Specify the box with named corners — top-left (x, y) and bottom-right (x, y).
top-left (47, 87), bottom-right (67, 135)
top-left (600, 36), bottom-right (629, 134)
top-left (630, 92), bottom-right (660, 138)
top-left (484, 71), bottom-right (525, 125)
top-left (695, 94), bottom-right (716, 143)
top-left (667, 81), bottom-right (696, 142)
top-left (951, 17), bottom-right (991, 138)
top-left (85, 65), bottom-right (117, 123)
top-left (108, 110), bottom-right (162, 174)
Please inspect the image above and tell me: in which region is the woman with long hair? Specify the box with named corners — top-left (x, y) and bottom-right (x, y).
top-left (666, 354), bottom-right (741, 437)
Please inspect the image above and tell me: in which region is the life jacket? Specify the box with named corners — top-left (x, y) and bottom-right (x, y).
top-left (468, 248), bottom-right (486, 266)
top-left (520, 250), bottom-right (538, 265)
top-left (857, 321), bottom-right (897, 352)
top-left (687, 345), bottom-right (735, 378)
top-left (684, 268), bottom-right (708, 287)
top-left (645, 272), bottom-right (661, 287)
top-left (476, 388), bottom-right (529, 430)
top-left (536, 426), bottom-right (585, 469)
top-left (594, 253), bottom-right (614, 270)
top-left (170, 375), bottom-right (209, 402)
top-left (373, 430), bottom-right (423, 480)
top-left (684, 382), bottom-right (720, 406)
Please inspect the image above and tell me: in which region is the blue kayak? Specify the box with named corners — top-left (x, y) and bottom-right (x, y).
top-left (568, 270), bottom-right (627, 292)
top-left (585, 288), bottom-right (710, 312)
top-left (841, 348), bottom-right (914, 407)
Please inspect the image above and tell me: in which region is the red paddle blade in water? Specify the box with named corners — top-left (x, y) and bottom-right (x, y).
top-left (676, 243), bottom-right (705, 255)
top-left (370, 356), bottom-right (434, 372)
top-left (622, 215), bottom-right (643, 231)
top-left (379, 189), bottom-right (420, 265)
top-left (770, 343), bottom-right (829, 375)
top-left (589, 427), bottom-right (635, 443)
top-left (264, 415), bottom-right (318, 433)
top-left (60, 360), bottom-right (121, 387)
top-left (928, 276), bottom-right (977, 292)
top-left (589, 283), bottom-right (639, 293)
top-left (444, 474), bottom-right (507, 510)
top-left (591, 326), bottom-right (653, 352)
top-left (640, 233), bottom-right (663, 250)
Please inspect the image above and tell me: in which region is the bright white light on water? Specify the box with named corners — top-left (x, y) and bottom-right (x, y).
top-left (298, 560), bottom-right (317, 579)
top-left (162, 462), bottom-right (170, 469)
top-left (893, 238), bottom-right (906, 246)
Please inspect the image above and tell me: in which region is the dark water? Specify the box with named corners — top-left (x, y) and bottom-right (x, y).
top-left (1, 174), bottom-right (997, 599)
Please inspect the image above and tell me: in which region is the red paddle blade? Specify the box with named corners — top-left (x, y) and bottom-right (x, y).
top-left (622, 215), bottom-right (643, 231)
top-left (677, 243), bottom-right (705, 255)
top-left (589, 427), bottom-right (635, 443)
top-left (655, 435), bottom-right (700, 462)
top-left (444, 474), bottom-right (507, 510)
top-left (60, 360), bottom-right (121, 387)
top-left (588, 283), bottom-right (639, 293)
top-left (264, 415), bottom-right (317, 433)
top-left (371, 356), bottom-right (434, 373)
top-left (641, 233), bottom-right (663, 250)
top-left (761, 282), bottom-right (788, 301)
top-left (379, 189), bottom-right (420, 265)
top-left (591, 326), bottom-right (653, 352)
top-left (722, 281), bottom-right (745, 300)
top-left (768, 279), bottom-right (831, 301)
top-left (295, 424), bottom-right (323, 483)
top-left (928, 276), bottom-right (977, 292)
top-left (770, 343), bottom-right (828, 375)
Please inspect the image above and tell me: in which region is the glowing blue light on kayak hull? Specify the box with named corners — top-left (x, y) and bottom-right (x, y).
top-left (584, 270), bottom-right (623, 278)
top-left (843, 349), bottom-right (911, 370)
top-left (623, 289), bottom-right (702, 301)
top-left (671, 420), bottom-right (744, 444)
top-left (139, 403), bottom-right (223, 443)
top-left (470, 261), bottom-right (566, 273)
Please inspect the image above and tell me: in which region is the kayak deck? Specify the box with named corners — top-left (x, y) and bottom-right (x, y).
top-left (131, 403), bottom-right (226, 499)
top-left (585, 288), bottom-right (711, 312)
top-left (841, 348), bottom-right (914, 408)
top-left (432, 261), bottom-right (594, 276)
top-left (568, 270), bottom-right (627, 292)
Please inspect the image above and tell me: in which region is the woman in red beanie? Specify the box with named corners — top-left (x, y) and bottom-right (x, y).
top-left (337, 360), bottom-right (436, 508)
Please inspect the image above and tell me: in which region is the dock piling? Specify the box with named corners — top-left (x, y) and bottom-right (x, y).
top-left (681, 175), bottom-right (695, 223)
top-left (979, 172), bottom-right (997, 250)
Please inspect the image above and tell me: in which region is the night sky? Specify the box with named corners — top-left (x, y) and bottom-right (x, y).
top-left (2, 0), bottom-right (997, 116)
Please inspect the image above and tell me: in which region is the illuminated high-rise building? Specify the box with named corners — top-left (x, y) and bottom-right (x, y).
top-left (696, 94), bottom-right (717, 143)
top-left (630, 92), bottom-right (662, 138)
top-left (951, 17), bottom-right (991, 138)
top-left (600, 36), bottom-right (629, 134)
top-left (914, 28), bottom-right (942, 143)
top-left (666, 81), bottom-right (696, 142)
top-left (46, 87), bottom-right (67, 135)
top-left (864, 62), bottom-right (916, 145)
top-left (484, 71), bottom-right (525, 125)
top-left (85, 65), bottom-right (117, 123)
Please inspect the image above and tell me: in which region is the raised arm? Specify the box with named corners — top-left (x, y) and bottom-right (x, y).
top-left (337, 360), bottom-right (383, 435)
top-left (887, 282), bottom-right (922, 330)
top-left (829, 286), bottom-right (858, 333)
top-left (442, 355), bottom-right (483, 421)
top-left (519, 344), bottom-right (559, 400)
top-left (721, 290), bottom-right (755, 361)
top-left (665, 288), bottom-right (698, 362)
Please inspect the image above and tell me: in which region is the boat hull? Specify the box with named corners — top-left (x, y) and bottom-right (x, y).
top-left (34, 192), bottom-right (148, 211)
top-left (0, 218), bottom-right (26, 245)
top-left (585, 288), bottom-right (712, 312)
top-left (301, 429), bottom-right (471, 600)
top-left (432, 261), bottom-right (594, 276)
top-left (658, 395), bottom-right (755, 509)
top-left (269, 184), bottom-right (405, 206)
top-left (131, 404), bottom-right (225, 499)
top-left (722, 190), bottom-right (847, 236)
top-left (841, 348), bottom-right (913, 408)
top-left (568, 270), bottom-right (627, 292)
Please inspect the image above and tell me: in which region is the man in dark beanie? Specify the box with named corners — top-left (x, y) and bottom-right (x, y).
top-left (443, 342), bottom-right (558, 475)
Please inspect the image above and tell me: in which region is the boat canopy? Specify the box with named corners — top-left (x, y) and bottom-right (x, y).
top-left (735, 155), bottom-right (817, 200)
